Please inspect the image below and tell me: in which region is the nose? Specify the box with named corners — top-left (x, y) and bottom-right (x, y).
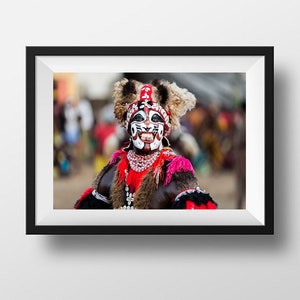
top-left (144, 117), bottom-right (150, 127)
top-left (143, 127), bottom-right (150, 132)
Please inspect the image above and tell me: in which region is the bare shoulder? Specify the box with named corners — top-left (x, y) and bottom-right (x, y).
top-left (94, 164), bottom-right (117, 197)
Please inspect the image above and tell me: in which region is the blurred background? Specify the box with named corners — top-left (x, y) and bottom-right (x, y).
top-left (53, 72), bottom-right (246, 209)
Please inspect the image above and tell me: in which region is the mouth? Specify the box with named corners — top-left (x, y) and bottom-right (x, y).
top-left (139, 132), bottom-right (155, 142)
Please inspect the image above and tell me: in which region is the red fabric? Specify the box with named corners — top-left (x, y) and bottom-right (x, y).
top-left (185, 200), bottom-right (217, 210)
top-left (126, 169), bottom-right (148, 193)
top-left (116, 151), bottom-right (129, 183)
top-left (93, 123), bottom-right (116, 154)
top-left (206, 200), bottom-right (217, 209)
top-left (139, 85), bottom-right (153, 100)
top-left (115, 148), bottom-right (177, 192)
top-left (115, 148), bottom-right (176, 184)
top-left (75, 187), bottom-right (93, 209)
top-left (80, 187), bottom-right (94, 200)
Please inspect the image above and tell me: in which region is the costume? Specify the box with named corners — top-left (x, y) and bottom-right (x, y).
top-left (75, 78), bottom-right (217, 209)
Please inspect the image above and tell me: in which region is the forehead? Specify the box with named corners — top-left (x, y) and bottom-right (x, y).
top-left (132, 108), bottom-right (163, 118)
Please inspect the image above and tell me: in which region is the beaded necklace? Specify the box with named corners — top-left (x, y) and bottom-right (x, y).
top-left (127, 150), bottom-right (160, 172)
top-left (120, 150), bottom-right (160, 209)
top-left (121, 169), bottom-right (135, 209)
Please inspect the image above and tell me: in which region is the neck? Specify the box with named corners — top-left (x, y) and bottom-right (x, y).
top-left (133, 147), bottom-right (160, 156)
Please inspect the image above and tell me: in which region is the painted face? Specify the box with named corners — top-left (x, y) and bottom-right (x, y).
top-left (129, 107), bottom-right (165, 153)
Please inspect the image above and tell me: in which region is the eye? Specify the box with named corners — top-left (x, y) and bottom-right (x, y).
top-left (131, 126), bottom-right (136, 135)
top-left (151, 113), bottom-right (164, 123)
top-left (132, 113), bottom-right (145, 122)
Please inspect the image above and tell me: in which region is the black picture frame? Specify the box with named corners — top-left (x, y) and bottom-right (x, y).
top-left (26, 46), bottom-right (274, 235)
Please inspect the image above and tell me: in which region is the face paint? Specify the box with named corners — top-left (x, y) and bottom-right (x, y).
top-left (130, 107), bottom-right (165, 153)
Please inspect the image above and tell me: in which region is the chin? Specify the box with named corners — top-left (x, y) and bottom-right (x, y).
top-left (134, 143), bottom-right (160, 154)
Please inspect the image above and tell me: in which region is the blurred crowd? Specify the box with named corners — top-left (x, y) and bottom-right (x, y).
top-left (53, 75), bottom-right (246, 208)
top-left (55, 101), bottom-right (243, 166)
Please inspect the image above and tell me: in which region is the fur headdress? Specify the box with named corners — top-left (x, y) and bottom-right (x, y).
top-left (112, 78), bottom-right (196, 136)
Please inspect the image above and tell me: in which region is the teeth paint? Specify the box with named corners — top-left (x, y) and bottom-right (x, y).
top-left (140, 133), bottom-right (154, 141)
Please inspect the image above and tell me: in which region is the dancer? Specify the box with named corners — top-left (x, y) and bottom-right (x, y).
top-left (75, 78), bottom-right (217, 209)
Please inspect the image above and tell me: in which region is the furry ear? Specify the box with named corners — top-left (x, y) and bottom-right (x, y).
top-left (152, 79), bottom-right (196, 130)
top-left (151, 79), bottom-right (160, 87)
top-left (164, 81), bottom-right (196, 130)
top-left (151, 79), bottom-right (169, 106)
top-left (122, 79), bottom-right (136, 96)
top-left (157, 84), bottom-right (169, 106)
top-left (113, 78), bottom-right (137, 126)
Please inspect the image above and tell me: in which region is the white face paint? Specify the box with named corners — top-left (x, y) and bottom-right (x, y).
top-left (129, 107), bottom-right (165, 153)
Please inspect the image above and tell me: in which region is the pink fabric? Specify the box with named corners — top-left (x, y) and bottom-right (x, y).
top-left (164, 156), bottom-right (195, 186)
top-left (109, 150), bottom-right (122, 165)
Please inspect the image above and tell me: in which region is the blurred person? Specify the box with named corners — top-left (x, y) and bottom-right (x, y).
top-left (185, 105), bottom-right (212, 173)
top-left (63, 100), bottom-right (81, 172)
top-left (77, 98), bottom-right (94, 162)
top-left (93, 103), bottom-right (118, 174)
top-left (64, 100), bottom-right (80, 145)
top-left (217, 108), bottom-right (235, 169)
top-left (53, 99), bottom-right (66, 136)
top-left (233, 101), bottom-right (246, 209)
top-left (103, 124), bottom-right (127, 157)
top-left (54, 146), bottom-right (71, 177)
top-left (198, 104), bottom-right (224, 170)
top-left (75, 78), bottom-right (217, 209)
top-left (53, 99), bottom-right (69, 178)
top-left (169, 127), bottom-right (209, 174)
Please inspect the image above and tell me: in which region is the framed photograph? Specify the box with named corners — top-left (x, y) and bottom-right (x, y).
top-left (26, 46), bottom-right (274, 235)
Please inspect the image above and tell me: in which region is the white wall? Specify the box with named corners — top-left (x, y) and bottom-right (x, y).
top-left (1, 1), bottom-right (298, 299)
